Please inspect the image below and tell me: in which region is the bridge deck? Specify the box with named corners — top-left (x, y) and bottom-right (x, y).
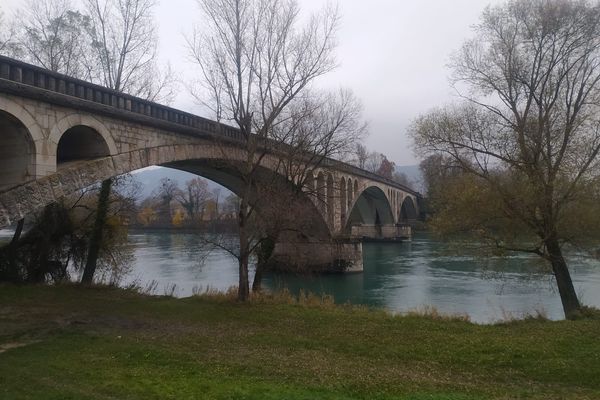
top-left (0, 55), bottom-right (419, 196)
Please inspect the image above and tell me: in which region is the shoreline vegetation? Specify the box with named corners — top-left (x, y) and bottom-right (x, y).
top-left (1, 284), bottom-right (599, 399)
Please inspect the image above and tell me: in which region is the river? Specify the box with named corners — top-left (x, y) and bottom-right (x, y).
top-left (117, 230), bottom-right (600, 323)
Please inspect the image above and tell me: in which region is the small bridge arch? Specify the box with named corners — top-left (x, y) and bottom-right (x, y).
top-left (51, 114), bottom-right (118, 166)
top-left (0, 109), bottom-right (36, 190)
top-left (0, 97), bottom-right (46, 188)
top-left (346, 185), bottom-right (395, 230)
top-left (399, 195), bottom-right (418, 223)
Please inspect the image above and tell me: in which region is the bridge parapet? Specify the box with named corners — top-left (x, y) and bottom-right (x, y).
top-left (0, 55), bottom-right (241, 140)
top-left (0, 55), bottom-right (421, 197)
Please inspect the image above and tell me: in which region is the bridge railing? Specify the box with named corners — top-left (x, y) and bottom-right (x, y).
top-left (0, 55), bottom-right (419, 196)
top-left (0, 55), bottom-right (242, 141)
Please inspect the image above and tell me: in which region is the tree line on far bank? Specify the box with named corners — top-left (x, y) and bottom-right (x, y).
top-left (136, 177), bottom-right (239, 229)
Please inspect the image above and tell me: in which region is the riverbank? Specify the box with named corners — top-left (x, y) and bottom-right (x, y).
top-left (1, 285), bottom-right (599, 399)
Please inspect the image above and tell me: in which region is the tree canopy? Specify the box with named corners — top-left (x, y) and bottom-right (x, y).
top-left (411, 0), bottom-right (600, 319)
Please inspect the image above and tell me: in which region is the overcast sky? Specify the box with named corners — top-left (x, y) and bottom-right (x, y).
top-left (3, 0), bottom-right (506, 165)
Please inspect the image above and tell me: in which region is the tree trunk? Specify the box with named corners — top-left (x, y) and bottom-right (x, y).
top-left (237, 200), bottom-right (250, 301)
top-left (81, 179), bottom-right (112, 284)
top-left (252, 263), bottom-right (263, 293)
top-left (9, 218), bottom-right (25, 246)
top-left (253, 236), bottom-right (275, 292)
top-left (546, 236), bottom-right (581, 319)
top-left (3, 218), bottom-right (25, 282)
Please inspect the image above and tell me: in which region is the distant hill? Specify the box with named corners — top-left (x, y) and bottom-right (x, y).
top-left (394, 164), bottom-right (423, 192)
top-left (131, 167), bottom-right (232, 201)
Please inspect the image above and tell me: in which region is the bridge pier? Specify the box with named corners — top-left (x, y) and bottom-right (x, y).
top-left (350, 224), bottom-right (412, 241)
top-left (267, 239), bottom-right (363, 273)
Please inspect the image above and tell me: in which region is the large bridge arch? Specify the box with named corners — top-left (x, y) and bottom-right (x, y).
top-left (166, 160), bottom-right (331, 240)
top-left (0, 143), bottom-right (332, 239)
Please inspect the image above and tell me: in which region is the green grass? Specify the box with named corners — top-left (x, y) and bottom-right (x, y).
top-left (1, 284), bottom-right (599, 399)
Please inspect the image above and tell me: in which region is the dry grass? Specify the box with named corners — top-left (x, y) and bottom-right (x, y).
top-left (403, 305), bottom-right (471, 322)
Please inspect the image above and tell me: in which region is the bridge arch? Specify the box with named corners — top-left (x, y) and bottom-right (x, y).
top-left (0, 97), bottom-right (45, 143)
top-left (0, 144), bottom-right (332, 240)
top-left (0, 110), bottom-right (37, 190)
top-left (346, 185), bottom-right (394, 229)
top-left (57, 125), bottom-right (112, 166)
top-left (399, 196), bottom-right (418, 223)
top-left (50, 114), bottom-right (118, 159)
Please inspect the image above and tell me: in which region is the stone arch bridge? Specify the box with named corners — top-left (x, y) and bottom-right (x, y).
top-left (0, 56), bottom-right (420, 272)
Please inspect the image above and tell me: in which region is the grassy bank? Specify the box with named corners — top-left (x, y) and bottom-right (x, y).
top-left (0, 285), bottom-right (599, 399)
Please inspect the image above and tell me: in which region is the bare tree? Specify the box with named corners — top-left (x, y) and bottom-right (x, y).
top-left (222, 193), bottom-right (240, 218)
top-left (0, 7), bottom-right (18, 56)
top-left (188, 0), bottom-right (344, 301)
top-left (273, 88), bottom-right (367, 188)
top-left (15, 0), bottom-right (92, 78)
top-left (364, 151), bottom-right (383, 174)
top-left (411, 0), bottom-right (600, 319)
top-left (81, 0), bottom-right (171, 282)
top-left (152, 178), bottom-right (179, 225)
top-left (84, 0), bottom-right (173, 102)
top-left (176, 177), bottom-right (212, 222)
top-left (353, 143), bottom-right (369, 169)
top-left (376, 155), bottom-right (395, 179)
top-left (211, 187), bottom-right (222, 220)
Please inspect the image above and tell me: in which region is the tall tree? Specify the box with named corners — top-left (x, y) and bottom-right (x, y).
top-left (376, 155), bottom-right (395, 180)
top-left (16, 0), bottom-right (92, 78)
top-left (0, 6), bottom-right (17, 56)
top-left (364, 152), bottom-right (384, 174)
top-left (272, 88), bottom-right (367, 189)
top-left (211, 187), bottom-right (222, 221)
top-left (189, 0), bottom-right (352, 300)
top-left (153, 178), bottom-right (179, 225)
top-left (354, 143), bottom-right (369, 169)
top-left (411, 0), bottom-right (600, 319)
top-left (80, 178), bottom-right (112, 284)
top-left (176, 178), bottom-right (211, 222)
top-left (81, 0), bottom-right (168, 282)
top-left (84, 0), bottom-right (173, 102)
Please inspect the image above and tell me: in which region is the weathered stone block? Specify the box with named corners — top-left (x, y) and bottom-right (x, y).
top-left (0, 202), bottom-right (11, 227)
top-left (269, 239), bottom-right (363, 274)
top-left (111, 153), bottom-right (132, 176)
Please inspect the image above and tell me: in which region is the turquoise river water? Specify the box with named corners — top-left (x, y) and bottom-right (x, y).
top-left (117, 231), bottom-right (600, 323)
